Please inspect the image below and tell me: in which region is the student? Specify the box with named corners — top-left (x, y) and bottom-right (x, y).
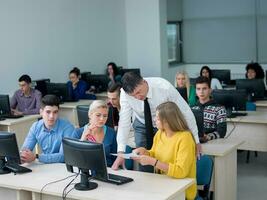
top-left (77, 100), bottom-right (117, 167)
top-left (107, 62), bottom-right (122, 86)
top-left (200, 66), bottom-right (222, 90)
top-left (245, 62), bottom-right (264, 79)
top-left (20, 95), bottom-right (78, 164)
top-left (175, 71), bottom-right (197, 106)
top-left (191, 76), bottom-right (227, 143)
top-left (132, 101), bottom-right (196, 200)
top-left (11, 74), bottom-right (42, 115)
top-left (67, 67), bottom-right (96, 100)
top-left (112, 72), bottom-right (200, 171)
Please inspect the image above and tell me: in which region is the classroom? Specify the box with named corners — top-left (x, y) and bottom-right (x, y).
top-left (0, 1), bottom-right (266, 200)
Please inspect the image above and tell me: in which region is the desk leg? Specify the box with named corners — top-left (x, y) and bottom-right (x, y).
top-left (213, 150), bottom-right (237, 200)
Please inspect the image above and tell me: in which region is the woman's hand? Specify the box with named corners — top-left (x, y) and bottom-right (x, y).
top-left (132, 155), bottom-right (156, 166)
top-left (80, 124), bottom-right (98, 141)
top-left (133, 147), bottom-right (149, 156)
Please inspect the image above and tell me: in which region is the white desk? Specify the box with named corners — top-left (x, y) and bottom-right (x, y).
top-left (202, 139), bottom-right (243, 200)
top-left (0, 163), bottom-right (194, 200)
top-left (59, 100), bottom-right (93, 127)
top-left (226, 111), bottom-right (267, 152)
top-left (95, 92), bottom-right (108, 100)
top-left (0, 115), bottom-right (40, 148)
top-left (255, 100), bottom-right (267, 111)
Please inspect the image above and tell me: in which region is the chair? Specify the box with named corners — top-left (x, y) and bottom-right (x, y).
top-left (196, 155), bottom-right (213, 200)
top-left (76, 105), bottom-right (89, 127)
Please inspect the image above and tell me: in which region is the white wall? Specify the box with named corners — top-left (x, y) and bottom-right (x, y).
top-left (125, 0), bottom-right (167, 77)
top-left (0, 0), bottom-right (127, 95)
top-left (167, 0), bottom-right (182, 21)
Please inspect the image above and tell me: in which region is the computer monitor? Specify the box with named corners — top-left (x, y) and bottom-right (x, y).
top-left (236, 79), bottom-right (265, 101)
top-left (0, 95), bottom-right (11, 117)
top-left (87, 74), bottom-right (109, 93)
top-left (176, 87), bottom-right (188, 103)
top-left (189, 78), bottom-right (197, 86)
top-left (46, 82), bottom-right (74, 102)
top-left (0, 132), bottom-right (21, 174)
top-left (80, 72), bottom-right (91, 84)
top-left (211, 70), bottom-right (231, 85)
top-left (62, 138), bottom-right (108, 191)
top-left (121, 68), bottom-right (141, 76)
top-left (32, 79), bottom-right (50, 96)
top-left (212, 89), bottom-right (247, 117)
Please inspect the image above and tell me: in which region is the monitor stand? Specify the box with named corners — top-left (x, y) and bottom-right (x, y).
top-left (75, 169), bottom-right (98, 191)
top-left (0, 158), bottom-right (10, 174)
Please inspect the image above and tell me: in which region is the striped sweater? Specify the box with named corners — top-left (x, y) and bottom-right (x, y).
top-left (191, 100), bottom-right (227, 140)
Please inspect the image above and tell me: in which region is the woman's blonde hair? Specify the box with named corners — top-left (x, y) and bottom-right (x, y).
top-left (175, 71), bottom-right (191, 98)
top-left (156, 101), bottom-right (189, 132)
top-left (88, 100), bottom-right (108, 115)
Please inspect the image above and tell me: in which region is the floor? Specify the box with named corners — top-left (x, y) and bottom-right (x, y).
top-left (237, 151), bottom-right (267, 200)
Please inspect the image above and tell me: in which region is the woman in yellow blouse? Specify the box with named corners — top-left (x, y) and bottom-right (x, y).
top-left (133, 101), bottom-right (197, 200)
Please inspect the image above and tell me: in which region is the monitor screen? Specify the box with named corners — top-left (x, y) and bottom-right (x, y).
top-left (63, 137), bottom-right (108, 190)
top-left (212, 89), bottom-right (247, 112)
top-left (176, 87), bottom-right (188, 103)
top-left (80, 72), bottom-right (91, 84)
top-left (121, 68), bottom-right (141, 76)
top-left (236, 79), bottom-right (265, 100)
top-left (87, 74), bottom-right (109, 93)
top-left (32, 79), bottom-right (50, 97)
top-left (0, 95), bottom-right (11, 116)
top-left (211, 70), bottom-right (231, 85)
top-left (0, 132), bottom-right (21, 174)
top-left (46, 82), bottom-right (73, 102)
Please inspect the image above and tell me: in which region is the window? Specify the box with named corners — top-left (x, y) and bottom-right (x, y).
top-left (167, 21), bottom-right (183, 64)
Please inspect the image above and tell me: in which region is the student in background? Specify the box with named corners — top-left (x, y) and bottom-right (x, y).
top-left (77, 100), bottom-right (117, 167)
top-left (191, 76), bottom-right (227, 143)
top-left (107, 62), bottom-right (122, 86)
top-left (175, 71), bottom-right (197, 106)
top-left (20, 95), bottom-right (78, 164)
top-left (245, 62), bottom-right (265, 80)
top-left (132, 101), bottom-right (196, 200)
top-left (11, 74), bottom-right (42, 115)
top-left (200, 66), bottom-right (222, 90)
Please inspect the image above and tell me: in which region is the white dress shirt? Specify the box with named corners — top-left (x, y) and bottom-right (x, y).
top-left (211, 78), bottom-right (222, 90)
top-left (117, 77), bottom-right (199, 152)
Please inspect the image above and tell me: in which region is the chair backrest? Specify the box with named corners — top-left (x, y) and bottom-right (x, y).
top-left (197, 155), bottom-right (213, 198)
top-left (76, 105), bottom-right (89, 127)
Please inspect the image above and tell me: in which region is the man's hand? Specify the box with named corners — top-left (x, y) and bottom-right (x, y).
top-left (20, 149), bottom-right (36, 163)
top-left (111, 153), bottom-right (126, 170)
top-left (11, 109), bottom-right (23, 116)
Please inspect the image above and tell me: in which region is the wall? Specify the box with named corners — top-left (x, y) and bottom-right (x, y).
top-left (0, 0), bottom-right (127, 95)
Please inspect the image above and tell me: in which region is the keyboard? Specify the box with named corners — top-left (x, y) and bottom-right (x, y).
top-left (2, 114), bottom-right (24, 119)
top-left (95, 173), bottom-right (133, 185)
top-left (5, 163), bottom-right (32, 174)
top-left (227, 112), bottom-right (247, 118)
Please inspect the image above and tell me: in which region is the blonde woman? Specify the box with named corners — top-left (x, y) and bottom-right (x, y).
top-left (77, 100), bottom-right (117, 167)
top-left (175, 71), bottom-right (197, 106)
top-left (132, 101), bottom-right (197, 200)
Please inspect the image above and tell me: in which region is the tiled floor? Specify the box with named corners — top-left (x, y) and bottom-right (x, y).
top-left (237, 151), bottom-right (267, 200)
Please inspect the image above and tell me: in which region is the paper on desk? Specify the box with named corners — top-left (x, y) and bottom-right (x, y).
top-left (111, 152), bottom-right (140, 159)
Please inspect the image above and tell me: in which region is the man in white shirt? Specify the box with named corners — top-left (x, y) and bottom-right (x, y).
top-left (112, 72), bottom-right (201, 171)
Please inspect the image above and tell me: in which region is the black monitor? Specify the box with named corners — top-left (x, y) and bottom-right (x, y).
top-left (0, 95), bottom-right (11, 117)
top-left (176, 87), bottom-right (188, 103)
top-left (212, 89), bottom-right (247, 118)
top-left (63, 138), bottom-right (108, 190)
top-left (32, 79), bottom-right (50, 96)
top-left (121, 68), bottom-right (141, 76)
top-left (87, 74), bottom-right (109, 93)
top-left (211, 70), bottom-right (231, 85)
top-left (236, 79), bottom-right (265, 101)
top-left (46, 82), bottom-right (75, 102)
top-left (189, 78), bottom-right (197, 86)
top-left (80, 72), bottom-right (91, 84)
top-left (0, 132), bottom-right (21, 174)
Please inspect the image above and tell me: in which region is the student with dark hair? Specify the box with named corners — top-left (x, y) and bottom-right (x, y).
top-left (112, 72), bottom-right (200, 171)
top-left (200, 66), bottom-right (222, 90)
top-left (245, 62), bottom-right (265, 79)
top-left (20, 95), bottom-right (78, 164)
top-left (67, 67), bottom-right (96, 100)
top-left (11, 74), bottom-right (42, 115)
top-left (107, 62), bottom-right (122, 86)
top-left (191, 76), bottom-right (227, 143)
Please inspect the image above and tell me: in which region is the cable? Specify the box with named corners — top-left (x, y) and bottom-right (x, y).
top-left (62, 172), bottom-right (80, 200)
top-left (225, 116), bottom-right (243, 139)
top-left (39, 174), bottom-right (77, 200)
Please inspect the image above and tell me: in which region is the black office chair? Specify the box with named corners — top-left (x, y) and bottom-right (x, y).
top-left (76, 105), bottom-right (89, 128)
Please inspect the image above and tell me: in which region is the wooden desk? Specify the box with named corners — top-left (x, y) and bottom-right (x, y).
top-left (255, 100), bottom-right (267, 111)
top-left (0, 163), bottom-right (194, 200)
top-left (0, 115), bottom-right (40, 149)
top-left (59, 100), bottom-right (93, 126)
top-left (226, 111), bottom-right (267, 152)
top-left (202, 139), bottom-right (243, 200)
